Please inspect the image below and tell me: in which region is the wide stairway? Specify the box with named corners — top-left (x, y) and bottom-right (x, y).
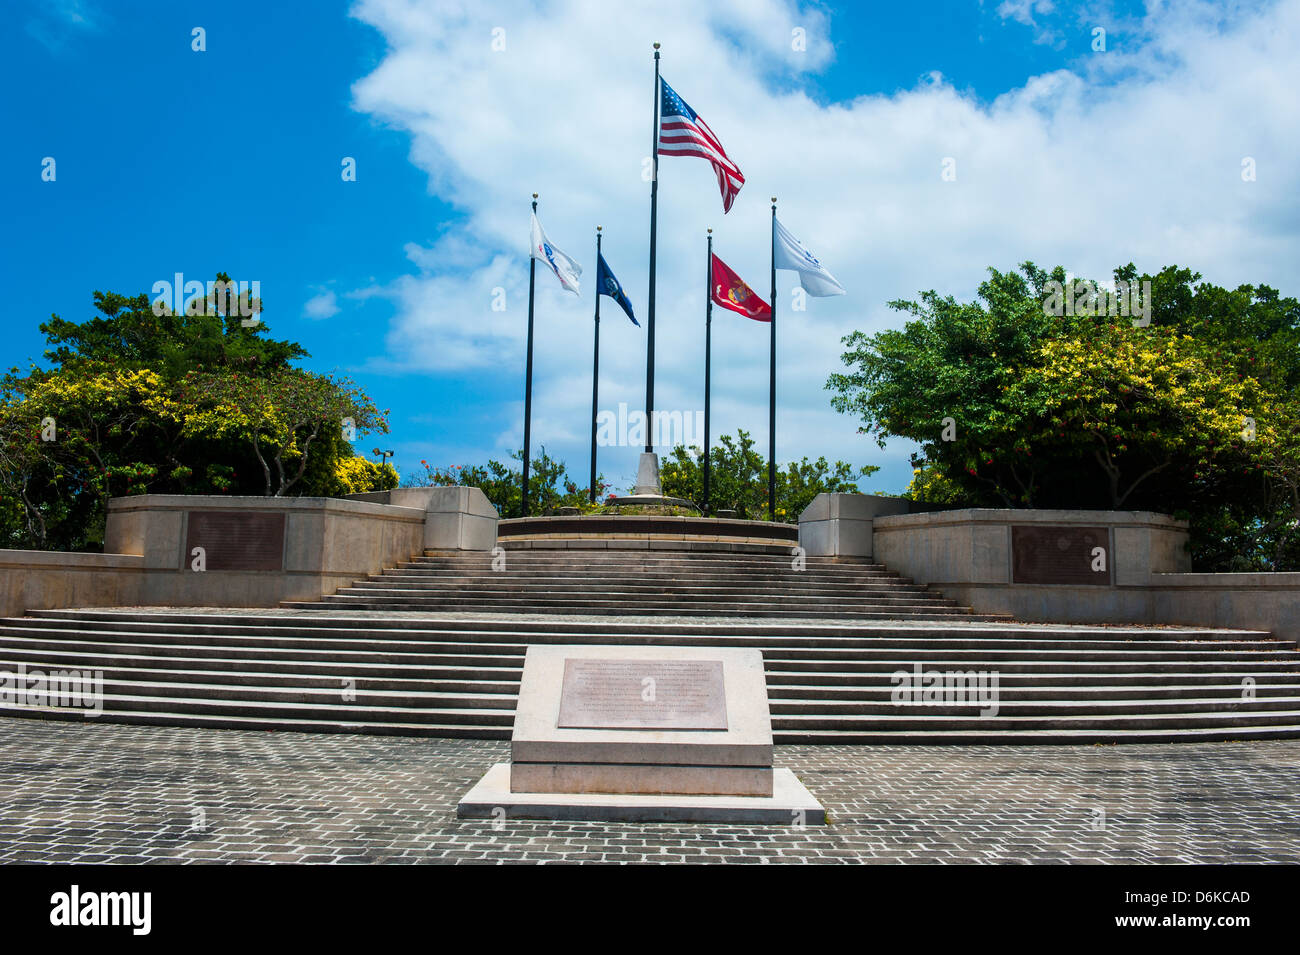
top-left (281, 550), bottom-right (1007, 620)
top-left (1, 546), bottom-right (1299, 743)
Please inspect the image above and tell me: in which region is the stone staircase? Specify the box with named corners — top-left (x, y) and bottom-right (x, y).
top-left (0, 540), bottom-right (1298, 742)
top-left (280, 550), bottom-right (1006, 620)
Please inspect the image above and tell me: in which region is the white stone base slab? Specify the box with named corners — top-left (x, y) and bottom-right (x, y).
top-left (457, 764), bottom-right (826, 825)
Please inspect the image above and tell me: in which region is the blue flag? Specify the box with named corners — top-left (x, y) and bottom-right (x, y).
top-left (597, 253), bottom-right (638, 326)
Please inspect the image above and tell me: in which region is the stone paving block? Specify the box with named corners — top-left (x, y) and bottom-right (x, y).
top-left (0, 719), bottom-right (1297, 864)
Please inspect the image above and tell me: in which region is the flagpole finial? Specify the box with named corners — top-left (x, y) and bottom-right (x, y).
top-left (597, 225), bottom-right (602, 232)
top-left (707, 227), bottom-right (712, 234)
top-left (532, 192), bottom-right (538, 199)
top-left (771, 196), bottom-right (777, 205)
top-left (653, 42), bottom-right (660, 50)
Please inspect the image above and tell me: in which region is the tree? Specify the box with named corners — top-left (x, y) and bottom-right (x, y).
top-left (0, 277), bottom-right (390, 549)
top-left (404, 448), bottom-right (598, 518)
top-left (659, 429), bottom-right (877, 521)
top-left (181, 370), bottom-right (387, 497)
top-left (38, 274), bottom-right (305, 376)
top-left (827, 262), bottom-right (1300, 569)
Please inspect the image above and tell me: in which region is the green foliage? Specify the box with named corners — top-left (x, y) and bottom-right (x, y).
top-left (827, 262), bottom-right (1300, 570)
top-left (659, 429), bottom-right (877, 522)
top-left (404, 447), bottom-right (601, 518)
top-left (39, 274), bottom-right (306, 376)
top-left (0, 277), bottom-right (389, 550)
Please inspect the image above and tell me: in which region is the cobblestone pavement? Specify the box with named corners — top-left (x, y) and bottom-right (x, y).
top-left (0, 717), bottom-right (1297, 864)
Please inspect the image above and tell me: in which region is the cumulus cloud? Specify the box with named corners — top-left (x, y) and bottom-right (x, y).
top-left (303, 289), bottom-right (341, 320)
top-left (346, 0), bottom-right (1300, 491)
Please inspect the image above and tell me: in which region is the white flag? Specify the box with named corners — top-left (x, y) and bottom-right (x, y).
top-left (774, 218), bottom-right (846, 297)
top-left (530, 212), bottom-right (582, 295)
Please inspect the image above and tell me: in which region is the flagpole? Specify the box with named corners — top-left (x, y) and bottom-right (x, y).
top-left (703, 228), bottom-right (713, 515)
top-left (522, 192), bottom-right (538, 518)
top-left (589, 226), bottom-right (602, 504)
top-left (768, 198), bottom-right (777, 522)
top-left (644, 42), bottom-right (661, 457)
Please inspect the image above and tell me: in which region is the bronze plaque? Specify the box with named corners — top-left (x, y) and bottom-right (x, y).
top-left (184, 511), bottom-right (286, 571)
top-left (557, 659), bottom-right (728, 730)
top-left (1012, 525), bottom-right (1109, 585)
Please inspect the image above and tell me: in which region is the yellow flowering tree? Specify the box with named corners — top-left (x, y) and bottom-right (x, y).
top-left (180, 370), bottom-right (388, 498)
top-left (0, 277), bottom-right (391, 549)
top-left (332, 455), bottom-right (399, 495)
top-left (830, 262), bottom-right (1300, 569)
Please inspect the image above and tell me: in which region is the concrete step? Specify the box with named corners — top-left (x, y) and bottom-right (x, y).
top-left (4, 701), bottom-right (1298, 745)
top-left (363, 578), bottom-right (942, 596)
top-left (299, 598), bottom-right (1000, 619)
top-left (0, 691), bottom-right (517, 725)
top-left (770, 709), bottom-right (1300, 732)
top-left (19, 610), bottom-right (1277, 642)
top-left (768, 697), bottom-right (1300, 717)
top-left (4, 620), bottom-right (1288, 653)
top-left (325, 592), bottom-right (964, 611)
top-left (6, 542), bottom-right (1299, 745)
top-left (1, 629), bottom-right (1294, 663)
top-left (336, 583), bottom-right (959, 601)
top-left (771, 725), bottom-right (1300, 745)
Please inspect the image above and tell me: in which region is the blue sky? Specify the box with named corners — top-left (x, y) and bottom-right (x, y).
top-left (5, 0), bottom-right (1296, 496)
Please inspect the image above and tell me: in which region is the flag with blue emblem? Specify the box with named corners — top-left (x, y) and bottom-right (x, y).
top-left (597, 253), bottom-right (638, 326)
top-left (530, 212), bottom-right (582, 294)
top-left (773, 218), bottom-right (846, 297)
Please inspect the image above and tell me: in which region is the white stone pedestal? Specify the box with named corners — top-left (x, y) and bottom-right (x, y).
top-left (456, 644), bottom-right (826, 825)
top-left (634, 452), bottom-right (662, 496)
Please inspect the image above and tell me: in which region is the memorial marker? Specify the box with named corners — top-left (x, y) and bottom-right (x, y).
top-left (458, 644), bottom-right (825, 823)
top-left (557, 658), bottom-right (727, 730)
top-left (1011, 525), bottom-right (1110, 585)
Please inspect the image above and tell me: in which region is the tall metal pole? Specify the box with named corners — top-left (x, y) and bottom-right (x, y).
top-left (589, 227), bottom-right (603, 503)
top-left (644, 42), bottom-right (661, 454)
top-left (703, 229), bottom-right (713, 515)
top-left (522, 193), bottom-right (538, 518)
top-left (768, 197), bottom-right (777, 522)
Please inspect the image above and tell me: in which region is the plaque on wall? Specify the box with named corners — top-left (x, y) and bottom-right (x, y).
top-left (1011, 525), bottom-right (1109, 585)
top-left (184, 511), bottom-right (286, 571)
top-left (557, 658), bottom-right (728, 730)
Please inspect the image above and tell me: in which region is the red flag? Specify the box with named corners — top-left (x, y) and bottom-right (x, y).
top-left (711, 254), bottom-right (770, 322)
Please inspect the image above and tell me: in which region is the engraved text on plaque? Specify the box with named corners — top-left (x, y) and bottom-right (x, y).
top-left (557, 659), bottom-right (728, 730)
top-left (1011, 525), bottom-right (1109, 585)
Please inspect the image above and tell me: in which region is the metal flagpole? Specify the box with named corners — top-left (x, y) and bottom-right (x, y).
top-left (522, 192), bottom-right (538, 517)
top-left (644, 42), bottom-right (661, 456)
top-left (703, 228), bottom-right (713, 515)
top-left (589, 226), bottom-right (602, 503)
top-left (768, 197), bottom-right (777, 522)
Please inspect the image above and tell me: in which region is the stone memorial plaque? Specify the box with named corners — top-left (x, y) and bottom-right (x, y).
top-left (1012, 525), bottom-right (1109, 585)
top-left (557, 658), bottom-right (728, 730)
top-left (184, 511), bottom-right (286, 571)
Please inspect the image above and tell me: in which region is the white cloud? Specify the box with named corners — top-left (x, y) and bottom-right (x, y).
top-left (25, 0), bottom-right (101, 53)
top-left (346, 0), bottom-right (1300, 492)
top-left (303, 289), bottom-right (341, 320)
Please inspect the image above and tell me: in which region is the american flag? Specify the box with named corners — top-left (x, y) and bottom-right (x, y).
top-left (657, 77), bottom-right (745, 213)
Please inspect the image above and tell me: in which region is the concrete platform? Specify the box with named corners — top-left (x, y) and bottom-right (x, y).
top-left (456, 763), bottom-right (826, 824)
